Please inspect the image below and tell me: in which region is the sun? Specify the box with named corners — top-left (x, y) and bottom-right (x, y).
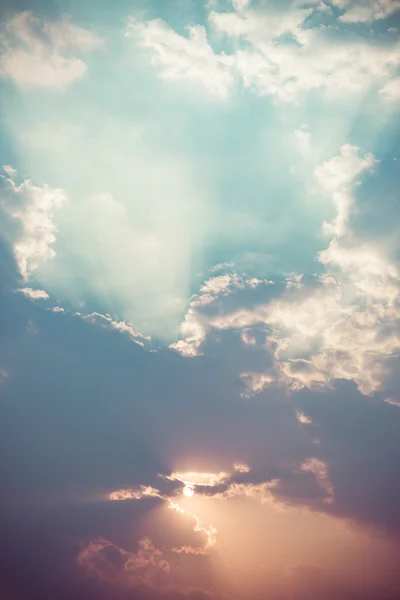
top-left (183, 486), bottom-right (194, 497)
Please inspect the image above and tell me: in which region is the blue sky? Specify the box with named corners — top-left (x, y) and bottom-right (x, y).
top-left (1, 1), bottom-right (400, 599)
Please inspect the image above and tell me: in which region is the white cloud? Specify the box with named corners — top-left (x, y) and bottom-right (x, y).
top-left (16, 287), bottom-right (49, 300)
top-left (126, 18), bottom-right (234, 98)
top-left (0, 11), bottom-right (102, 89)
top-left (0, 170), bottom-right (66, 280)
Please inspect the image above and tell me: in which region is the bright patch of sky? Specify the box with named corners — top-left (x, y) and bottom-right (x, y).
top-left (0, 0), bottom-right (399, 342)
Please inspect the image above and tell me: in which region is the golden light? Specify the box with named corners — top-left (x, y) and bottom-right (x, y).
top-left (183, 485), bottom-right (194, 497)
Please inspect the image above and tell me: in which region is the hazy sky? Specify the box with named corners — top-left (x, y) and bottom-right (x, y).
top-left (1, 1), bottom-right (400, 599)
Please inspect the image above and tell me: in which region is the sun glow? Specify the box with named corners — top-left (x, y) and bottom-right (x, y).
top-left (183, 486), bottom-right (194, 497)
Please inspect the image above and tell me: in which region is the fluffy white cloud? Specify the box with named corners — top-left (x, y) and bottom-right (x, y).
top-left (126, 18), bottom-right (234, 98)
top-left (0, 170), bottom-right (66, 280)
top-left (0, 11), bottom-right (102, 88)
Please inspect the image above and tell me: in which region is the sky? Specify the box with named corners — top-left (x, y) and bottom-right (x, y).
top-left (0, 0), bottom-right (400, 599)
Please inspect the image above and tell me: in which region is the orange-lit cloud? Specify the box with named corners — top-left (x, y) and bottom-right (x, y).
top-left (109, 485), bottom-right (162, 501)
top-left (296, 411), bottom-right (312, 424)
top-left (164, 471), bottom-right (230, 488)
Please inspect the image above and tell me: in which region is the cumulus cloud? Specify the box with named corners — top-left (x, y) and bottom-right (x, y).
top-left (0, 170), bottom-right (66, 280)
top-left (0, 11), bottom-right (102, 88)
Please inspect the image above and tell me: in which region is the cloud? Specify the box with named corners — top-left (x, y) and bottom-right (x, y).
top-left (333, 0), bottom-right (400, 23)
top-left (171, 274), bottom-right (271, 356)
top-left (77, 536), bottom-right (224, 600)
top-left (75, 311), bottom-right (151, 347)
top-left (384, 397), bottom-right (400, 408)
top-left (77, 537), bottom-right (171, 588)
top-left (127, 3), bottom-right (400, 103)
top-left (301, 458), bottom-right (334, 504)
top-left (210, 1), bottom-right (400, 102)
top-left (233, 462), bottom-right (250, 473)
top-left (296, 412), bottom-right (312, 424)
top-left (109, 486), bottom-right (162, 501)
top-left (16, 287), bottom-right (49, 300)
top-left (0, 169), bottom-right (66, 280)
top-left (379, 77), bottom-right (400, 102)
top-left (2, 165), bottom-right (17, 177)
top-left (0, 11), bottom-right (102, 88)
top-left (174, 144), bottom-right (400, 396)
top-left (165, 471), bottom-right (230, 488)
top-left (108, 480), bottom-right (218, 557)
top-left (126, 18), bottom-right (234, 98)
